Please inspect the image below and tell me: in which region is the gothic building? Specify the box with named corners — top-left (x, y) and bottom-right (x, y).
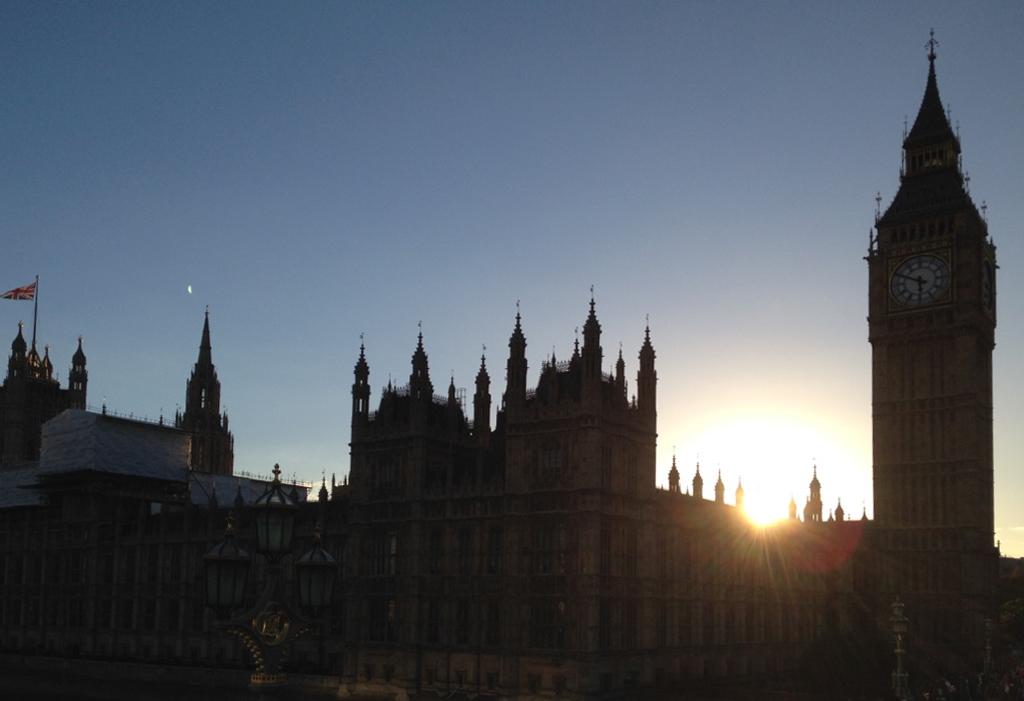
top-left (175, 311), bottom-right (234, 475)
top-left (0, 323), bottom-right (86, 467)
top-left (336, 299), bottom-right (862, 699)
top-left (0, 40), bottom-right (1002, 700)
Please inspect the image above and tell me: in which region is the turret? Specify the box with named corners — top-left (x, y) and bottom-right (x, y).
top-left (473, 351), bottom-right (491, 445)
top-left (504, 305), bottom-right (527, 409)
top-left (176, 310), bottom-right (234, 475)
top-left (410, 327), bottom-right (433, 402)
top-left (352, 338), bottom-right (370, 430)
top-left (581, 292), bottom-right (602, 385)
top-left (692, 462), bottom-right (704, 500)
top-left (615, 345), bottom-right (626, 401)
top-left (41, 345), bottom-right (53, 380)
top-left (7, 322), bottom-right (27, 379)
top-left (714, 470), bottom-right (725, 504)
top-left (637, 320), bottom-right (656, 422)
top-left (68, 336), bottom-right (87, 408)
top-left (834, 499), bottom-right (845, 522)
top-left (446, 374), bottom-right (460, 429)
top-left (788, 496), bottom-right (798, 520)
top-left (806, 464), bottom-right (823, 523)
top-left (668, 454), bottom-right (680, 494)
top-left (735, 479), bottom-right (745, 510)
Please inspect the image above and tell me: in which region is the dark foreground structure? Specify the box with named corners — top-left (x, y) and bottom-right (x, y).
top-left (0, 47), bottom-right (1000, 700)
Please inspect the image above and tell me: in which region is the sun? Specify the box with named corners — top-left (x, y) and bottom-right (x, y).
top-left (743, 493), bottom-right (784, 527)
top-left (665, 410), bottom-right (869, 527)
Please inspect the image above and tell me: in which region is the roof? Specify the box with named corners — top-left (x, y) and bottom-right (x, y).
top-left (37, 409), bottom-right (189, 482)
top-left (189, 472), bottom-right (309, 507)
top-left (904, 59), bottom-right (958, 150)
top-left (878, 167), bottom-right (972, 226)
top-left (0, 410), bottom-right (310, 510)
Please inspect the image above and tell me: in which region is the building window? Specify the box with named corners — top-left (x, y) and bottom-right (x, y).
top-left (622, 600), bottom-right (637, 649)
top-left (528, 599), bottom-right (566, 650)
top-left (456, 599), bottom-right (471, 645)
top-left (428, 529), bottom-right (443, 574)
top-left (368, 597), bottom-right (396, 642)
top-left (458, 526), bottom-right (473, 575)
top-left (364, 533), bottom-right (397, 577)
top-left (600, 524), bottom-right (611, 576)
top-left (599, 599), bottom-right (610, 649)
top-left (425, 600), bottom-right (440, 644)
top-left (485, 600), bottom-right (500, 646)
top-left (485, 526), bottom-right (502, 574)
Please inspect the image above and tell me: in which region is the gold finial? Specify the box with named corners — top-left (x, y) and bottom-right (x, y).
top-left (926, 28), bottom-right (938, 63)
top-left (272, 463), bottom-right (281, 482)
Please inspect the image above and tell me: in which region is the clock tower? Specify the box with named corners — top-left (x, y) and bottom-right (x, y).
top-left (868, 36), bottom-right (998, 656)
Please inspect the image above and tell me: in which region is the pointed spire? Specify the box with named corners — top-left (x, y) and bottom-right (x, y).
top-left (318, 475), bottom-right (329, 503)
top-left (355, 333), bottom-right (369, 379)
top-left (234, 482), bottom-right (245, 509)
top-left (476, 346), bottom-right (489, 383)
top-left (668, 452), bottom-right (680, 494)
top-left (410, 323), bottom-right (432, 397)
top-left (73, 335), bottom-right (86, 364)
top-left (198, 306), bottom-right (212, 368)
top-left (506, 302), bottom-right (528, 407)
top-left (904, 30), bottom-right (957, 150)
top-left (11, 321), bottom-right (26, 355)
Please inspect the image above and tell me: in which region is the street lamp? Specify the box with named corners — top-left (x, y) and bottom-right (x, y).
top-left (890, 597), bottom-right (910, 701)
top-left (203, 464), bottom-right (338, 689)
top-left (203, 512), bottom-right (251, 614)
top-left (981, 616), bottom-right (993, 692)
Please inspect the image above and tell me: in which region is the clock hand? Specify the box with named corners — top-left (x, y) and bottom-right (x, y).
top-left (893, 272), bottom-right (922, 283)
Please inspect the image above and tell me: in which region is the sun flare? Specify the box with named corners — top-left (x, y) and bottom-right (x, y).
top-left (665, 411), bottom-right (869, 526)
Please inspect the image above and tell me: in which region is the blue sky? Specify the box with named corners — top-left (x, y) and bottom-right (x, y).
top-left (3, 2), bottom-right (1023, 552)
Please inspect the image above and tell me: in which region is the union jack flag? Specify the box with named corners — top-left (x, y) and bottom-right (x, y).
top-left (1, 281), bottom-right (36, 300)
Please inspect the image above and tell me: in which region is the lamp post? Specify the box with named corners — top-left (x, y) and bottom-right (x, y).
top-left (203, 464), bottom-right (338, 690)
top-left (890, 598), bottom-right (910, 701)
top-left (981, 616), bottom-right (992, 692)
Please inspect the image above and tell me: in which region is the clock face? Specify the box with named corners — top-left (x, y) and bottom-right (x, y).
top-left (982, 260), bottom-right (995, 311)
top-left (889, 254), bottom-right (951, 307)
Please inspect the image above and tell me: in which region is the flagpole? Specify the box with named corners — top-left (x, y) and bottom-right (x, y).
top-left (31, 275), bottom-right (38, 349)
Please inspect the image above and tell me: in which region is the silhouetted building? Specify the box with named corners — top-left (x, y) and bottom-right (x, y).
top-left (0, 40), bottom-right (1001, 700)
top-left (175, 311), bottom-right (234, 475)
top-left (0, 323), bottom-right (86, 467)
top-left (866, 38), bottom-right (998, 671)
